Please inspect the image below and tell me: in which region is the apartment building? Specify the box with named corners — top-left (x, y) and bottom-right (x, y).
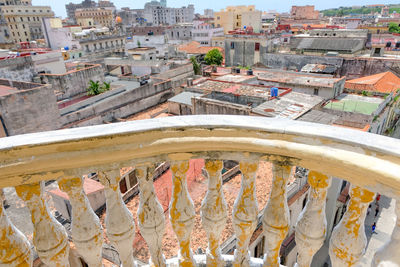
top-left (213, 5), bottom-right (262, 34)
top-left (0, 4), bottom-right (54, 43)
top-left (143, 2), bottom-right (194, 25)
top-left (192, 20), bottom-right (224, 46)
top-left (66, 0), bottom-right (115, 24)
top-left (75, 7), bottom-right (113, 28)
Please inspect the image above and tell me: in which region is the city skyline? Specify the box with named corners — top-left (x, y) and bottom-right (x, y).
top-left (33, 0), bottom-right (400, 18)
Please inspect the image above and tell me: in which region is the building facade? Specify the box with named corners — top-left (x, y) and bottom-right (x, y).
top-left (290, 5), bottom-right (319, 20)
top-left (41, 17), bottom-right (81, 50)
top-left (65, 0), bottom-right (96, 24)
top-left (75, 7), bottom-right (113, 28)
top-left (143, 2), bottom-right (194, 26)
top-left (0, 4), bottom-right (54, 43)
top-left (192, 20), bottom-right (224, 46)
top-left (213, 6), bottom-right (262, 34)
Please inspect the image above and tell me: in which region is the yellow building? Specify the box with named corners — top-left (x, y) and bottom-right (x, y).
top-left (213, 5), bottom-right (262, 34)
top-left (1, 4), bottom-right (54, 43)
top-left (75, 7), bottom-right (113, 28)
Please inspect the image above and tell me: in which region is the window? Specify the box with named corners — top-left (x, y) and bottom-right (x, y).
top-left (20, 17), bottom-right (23, 21)
top-left (230, 42), bottom-right (234, 49)
top-left (314, 88), bottom-right (319, 95)
top-left (27, 17), bottom-right (30, 21)
top-left (9, 25), bottom-right (12, 29)
top-left (24, 31), bottom-right (27, 36)
top-left (22, 24), bottom-right (25, 29)
top-left (255, 42), bottom-right (260, 51)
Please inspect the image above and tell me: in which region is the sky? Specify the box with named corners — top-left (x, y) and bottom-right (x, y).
top-left (32, 0), bottom-right (400, 19)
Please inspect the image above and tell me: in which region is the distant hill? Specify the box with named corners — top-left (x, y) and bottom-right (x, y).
top-left (321, 4), bottom-right (400, 17)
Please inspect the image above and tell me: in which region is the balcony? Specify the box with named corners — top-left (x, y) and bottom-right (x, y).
top-left (0, 115), bottom-right (399, 267)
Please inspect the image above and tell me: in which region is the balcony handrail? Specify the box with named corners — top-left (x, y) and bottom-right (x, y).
top-left (0, 115), bottom-right (399, 197)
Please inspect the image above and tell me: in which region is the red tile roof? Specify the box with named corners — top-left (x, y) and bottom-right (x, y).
top-left (345, 71), bottom-right (400, 94)
top-left (177, 41), bottom-right (224, 55)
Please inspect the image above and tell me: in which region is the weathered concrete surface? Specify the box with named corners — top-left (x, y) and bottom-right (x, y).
top-left (0, 56), bottom-right (35, 82)
top-left (261, 53), bottom-right (400, 79)
top-left (0, 81), bottom-right (61, 135)
top-left (42, 64), bottom-right (105, 101)
top-left (60, 81), bottom-right (173, 127)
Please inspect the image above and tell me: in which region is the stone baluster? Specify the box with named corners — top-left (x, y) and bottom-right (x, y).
top-left (136, 165), bottom-right (166, 267)
top-left (15, 182), bottom-right (70, 267)
top-left (329, 186), bottom-right (375, 267)
top-left (295, 171), bottom-right (331, 267)
top-left (0, 189), bottom-right (32, 266)
top-left (201, 160), bottom-right (227, 267)
top-left (372, 198), bottom-right (400, 266)
top-left (262, 163), bottom-right (291, 267)
top-left (169, 161), bottom-right (196, 266)
top-left (98, 170), bottom-right (135, 267)
top-left (58, 177), bottom-right (103, 267)
top-left (232, 161), bottom-right (259, 267)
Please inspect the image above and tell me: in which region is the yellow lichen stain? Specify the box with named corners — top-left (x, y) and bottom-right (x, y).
top-left (308, 171), bottom-right (329, 189)
top-left (205, 160), bottom-right (223, 175)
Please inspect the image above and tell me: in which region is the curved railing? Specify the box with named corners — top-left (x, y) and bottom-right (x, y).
top-left (0, 115), bottom-right (399, 267)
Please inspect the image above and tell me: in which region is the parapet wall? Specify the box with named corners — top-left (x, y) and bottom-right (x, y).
top-left (41, 64), bottom-right (105, 101)
top-left (0, 83), bottom-right (61, 135)
top-left (0, 56), bottom-right (35, 82)
top-left (261, 53), bottom-right (400, 79)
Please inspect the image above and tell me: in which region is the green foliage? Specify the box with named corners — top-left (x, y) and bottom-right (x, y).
top-left (322, 6), bottom-right (383, 17)
top-left (87, 80), bottom-right (111, 96)
top-left (362, 90), bottom-right (368, 96)
top-left (190, 56), bottom-right (200, 75)
top-left (137, 40), bottom-right (141, 48)
top-left (204, 49), bottom-right (223, 66)
top-left (103, 81), bottom-right (111, 90)
top-left (389, 22), bottom-right (400, 33)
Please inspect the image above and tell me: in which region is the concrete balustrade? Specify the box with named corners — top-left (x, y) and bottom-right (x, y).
top-left (0, 115), bottom-right (399, 267)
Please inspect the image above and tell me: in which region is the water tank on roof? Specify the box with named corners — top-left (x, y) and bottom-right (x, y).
top-left (64, 46), bottom-right (69, 51)
top-left (270, 87), bottom-right (279, 97)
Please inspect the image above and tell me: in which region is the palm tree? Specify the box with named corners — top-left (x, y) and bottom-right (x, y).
top-left (87, 80), bottom-right (101, 96)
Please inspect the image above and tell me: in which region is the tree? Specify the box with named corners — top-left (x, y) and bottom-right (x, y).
top-left (204, 48), bottom-right (223, 66)
top-left (389, 22), bottom-right (400, 33)
top-left (190, 56), bottom-right (200, 75)
top-left (137, 40), bottom-right (141, 48)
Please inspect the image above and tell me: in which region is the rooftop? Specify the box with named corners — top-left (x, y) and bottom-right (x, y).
top-left (191, 79), bottom-right (290, 99)
top-left (323, 94), bottom-right (383, 115)
top-left (252, 91), bottom-right (324, 119)
top-left (177, 41), bottom-right (224, 55)
top-left (345, 71), bottom-right (400, 94)
top-left (255, 69), bottom-right (344, 88)
top-left (168, 91), bottom-right (204, 106)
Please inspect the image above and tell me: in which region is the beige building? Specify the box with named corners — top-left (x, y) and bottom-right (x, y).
top-left (75, 7), bottom-right (113, 28)
top-left (213, 5), bottom-right (262, 34)
top-left (1, 4), bottom-right (54, 43)
top-left (290, 5), bottom-right (319, 20)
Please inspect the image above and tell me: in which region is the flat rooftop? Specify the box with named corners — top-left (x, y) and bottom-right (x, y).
top-left (323, 94), bottom-right (383, 115)
top-left (252, 91), bottom-right (324, 119)
top-left (214, 74), bottom-right (255, 83)
top-left (191, 79), bottom-right (289, 99)
top-left (256, 69), bottom-right (344, 88)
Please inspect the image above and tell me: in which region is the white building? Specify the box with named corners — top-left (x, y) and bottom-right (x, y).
top-left (41, 18), bottom-right (81, 50)
top-left (143, 2), bottom-right (194, 25)
top-left (192, 20), bottom-right (224, 46)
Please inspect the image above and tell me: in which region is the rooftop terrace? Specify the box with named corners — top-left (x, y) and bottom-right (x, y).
top-left (323, 94), bottom-right (383, 115)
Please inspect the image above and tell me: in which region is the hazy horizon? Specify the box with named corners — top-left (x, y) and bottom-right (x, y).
top-left (32, 0), bottom-right (400, 18)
